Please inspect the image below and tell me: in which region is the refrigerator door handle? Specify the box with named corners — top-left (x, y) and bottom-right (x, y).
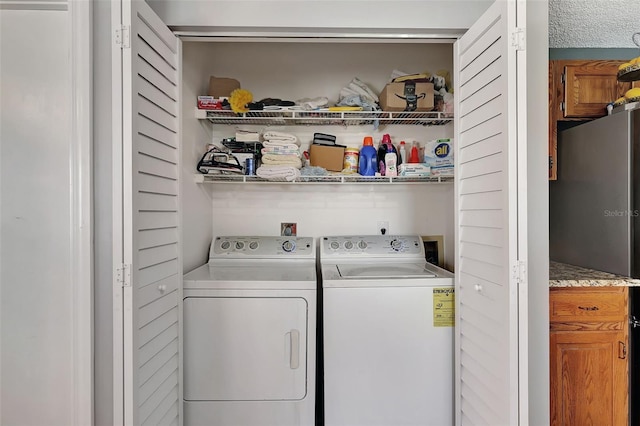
top-left (619, 341), bottom-right (627, 360)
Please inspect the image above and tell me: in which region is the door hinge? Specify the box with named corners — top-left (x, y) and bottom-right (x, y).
top-left (512, 260), bottom-right (527, 285)
top-left (511, 28), bottom-right (526, 51)
top-left (560, 72), bottom-right (565, 84)
top-left (116, 264), bottom-right (132, 288)
top-left (115, 25), bottom-right (130, 49)
top-left (560, 101), bottom-right (565, 112)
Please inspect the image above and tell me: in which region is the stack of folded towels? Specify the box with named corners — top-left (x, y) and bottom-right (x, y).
top-left (256, 131), bottom-right (302, 181)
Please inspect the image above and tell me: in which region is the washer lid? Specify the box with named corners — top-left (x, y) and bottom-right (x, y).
top-left (336, 263), bottom-right (437, 279)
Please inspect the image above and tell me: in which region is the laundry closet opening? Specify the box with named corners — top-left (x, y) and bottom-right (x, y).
top-left (180, 37), bottom-right (457, 274)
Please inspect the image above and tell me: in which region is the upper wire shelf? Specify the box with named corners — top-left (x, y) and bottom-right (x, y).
top-left (194, 107), bottom-right (453, 126)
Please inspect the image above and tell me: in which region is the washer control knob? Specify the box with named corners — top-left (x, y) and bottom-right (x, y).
top-left (282, 240), bottom-right (296, 252)
top-left (330, 241), bottom-right (340, 250)
top-left (235, 241), bottom-right (245, 250)
top-left (344, 241), bottom-right (354, 250)
top-left (220, 241), bottom-right (230, 250)
top-left (358, 240), bottom-right (368, 250)
top-left (390, 239), bottom-right (404, 251)
top-left (249, 241), bottom-right (259, 250)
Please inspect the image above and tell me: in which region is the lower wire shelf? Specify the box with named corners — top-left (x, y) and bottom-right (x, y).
top-left (194, 173), bottom-right (453, 184)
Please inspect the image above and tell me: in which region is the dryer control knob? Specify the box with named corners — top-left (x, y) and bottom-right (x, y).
top-left (344, 241), bottom-right (354, 250)
top-left (220, 241), bottom-right (230, 250)
top-left (249, 241), bottom-right (259, 250)
top-left (235, 241), bottom-right (245, 250)
top-left (358, 240), bottom-right (368, 250)
top-left (390, 239), bottom-right (404, 251)
top-left (282, 240), bottom-right (296, 252)
top-left (330, 241), bottom-right (340, 250)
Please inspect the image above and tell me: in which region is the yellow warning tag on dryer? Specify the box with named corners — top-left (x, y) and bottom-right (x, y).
top-left (433, 287), bottom-right (455, 327)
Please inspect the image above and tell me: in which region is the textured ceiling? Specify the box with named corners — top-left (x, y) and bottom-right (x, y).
top-left (550, 0), bottom-right (640, 48)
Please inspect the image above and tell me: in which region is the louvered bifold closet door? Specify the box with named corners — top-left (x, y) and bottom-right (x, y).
top-left (453, 1), bottom-right (525, 425)
top-left (122, 1), bottom-right (181, 425)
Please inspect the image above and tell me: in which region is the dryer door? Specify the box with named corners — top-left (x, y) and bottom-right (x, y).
top-left (184, 297), bottom-right (308, 401)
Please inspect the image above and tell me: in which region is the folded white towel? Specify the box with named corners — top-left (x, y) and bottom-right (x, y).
top-left (261, 146), bottom-right (300, 156)
top-left (261, 154), bottom-right (302, 168)
top-left (262, 131), bottom-right (299, 145)
top-left (256, 165), bottom-right (301, 182)
top-left (236, 130), bottom-right (260, 142)
top-left (262, 140), bottom-right (300, 150)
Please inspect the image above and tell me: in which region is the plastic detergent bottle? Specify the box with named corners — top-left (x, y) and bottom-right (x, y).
top-left (377, 142), bottom-right (388, 175)
top-left (385, 151), bottom-right (398, 176)
top-left (358, 136), bottom-right (378, 176)
top-left (409, 141), bottom-right (420, 163)
top-left (377, 134), bottom-right (398, 176)
top-left (399, 141), bottom-right (407, 164)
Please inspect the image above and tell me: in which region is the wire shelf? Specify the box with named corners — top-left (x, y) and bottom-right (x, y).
top-left (194, 173), bottom-right (453, 184)
top-left (194, 108), bottom-right (453, 126)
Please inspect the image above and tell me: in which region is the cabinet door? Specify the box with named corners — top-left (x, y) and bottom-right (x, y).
top-left (562, 61), bottom-right (630, 118)
top-left (548, 59), bottom-right (636, 180)
top-left (454, 0), bottom-right (527, 424)
top-left (113, 1), bottom-right (182, 425)
top-left (550, 330), bottom-right (628, 426)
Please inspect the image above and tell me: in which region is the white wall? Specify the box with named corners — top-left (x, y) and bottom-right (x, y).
top-left (0, 7), bottom-right (74, 426)
top-left (148, 0), bottom-right (493, 34)
top-left (527, 0), bottom-right (550, 424)
top-left (208, 184), bottom-right (456, 269)
top-left (93, 0), bottom-right (114, 424)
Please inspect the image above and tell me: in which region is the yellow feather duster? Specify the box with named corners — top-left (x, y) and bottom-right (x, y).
top-left (229, 88), bottom-right (253, 113)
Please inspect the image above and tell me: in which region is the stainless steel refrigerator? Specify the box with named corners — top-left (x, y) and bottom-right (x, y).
top-left (550, 103), bottom-right (640, 424)
top-left (550, 105), bottom-right (640, 275)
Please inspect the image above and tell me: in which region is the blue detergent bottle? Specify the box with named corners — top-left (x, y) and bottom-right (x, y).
top-left (359, 136), bottom-right (378, 176)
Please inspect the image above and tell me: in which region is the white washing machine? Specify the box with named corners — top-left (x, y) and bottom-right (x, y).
top-left (183, 236), bottom-right (317, 426)
top-left (320, 235), bottom-right (455, 426)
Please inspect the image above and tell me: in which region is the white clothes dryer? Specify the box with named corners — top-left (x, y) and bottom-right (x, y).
top-left (320, 235), bottom-right (455, 426)
top-left (183, 236), bottom-right (317, 426)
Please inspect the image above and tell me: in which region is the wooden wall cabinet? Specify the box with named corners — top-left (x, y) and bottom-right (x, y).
top-left (548, 60), bottom-right (637, 180)
top-left (549, 287), bottom-right (629, 426)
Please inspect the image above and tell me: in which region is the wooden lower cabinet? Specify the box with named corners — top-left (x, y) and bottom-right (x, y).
top-left (550, 287), bottom-right (629, 426)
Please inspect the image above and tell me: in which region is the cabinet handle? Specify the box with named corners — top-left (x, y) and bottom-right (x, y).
top-left (577, 305), bottom-right (599, 311)
top-left (619, 341), bottom-right (627, 360)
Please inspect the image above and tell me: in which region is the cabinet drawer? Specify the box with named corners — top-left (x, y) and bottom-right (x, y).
top-left (550, 287), bottom-right (627, 323)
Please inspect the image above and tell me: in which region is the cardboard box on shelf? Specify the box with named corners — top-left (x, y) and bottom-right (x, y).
top-left (309, 144), bottom-right (346, 172)
top-left (398, 163), bottom-right (431, 177)
top-left (207, 76), bottom-right (241, 98)
top-left (379, 82), bottom-right (434, 111)
top-left (423, 138), bottom-right (454, 177)
top-left (197, 96), bottom-right (223, 110)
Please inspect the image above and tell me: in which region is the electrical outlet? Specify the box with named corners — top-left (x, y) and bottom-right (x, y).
top-left (377, 221), bottom-right (389, 235)
top-left (281, 222), bottom-right (297, 236)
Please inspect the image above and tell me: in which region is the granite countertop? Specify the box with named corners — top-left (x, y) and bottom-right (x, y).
top-left (550, 261), bottom-right (640, 287)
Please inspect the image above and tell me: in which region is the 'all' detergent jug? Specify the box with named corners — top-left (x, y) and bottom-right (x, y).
top-left (359, 136), bottom-right (378, 176)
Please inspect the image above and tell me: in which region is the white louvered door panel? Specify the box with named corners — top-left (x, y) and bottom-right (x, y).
top-left (119, 1), bottom-right (181, 425)
top-left (454, 1), bottom-right (527, 425)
